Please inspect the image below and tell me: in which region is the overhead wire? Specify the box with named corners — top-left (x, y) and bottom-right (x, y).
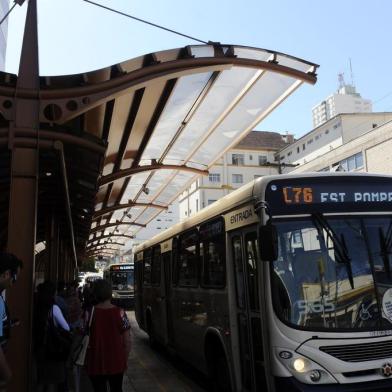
top-left (81, 0), bottom-right (209, 44)
top-left (0, 1), bottom-right (20, 27)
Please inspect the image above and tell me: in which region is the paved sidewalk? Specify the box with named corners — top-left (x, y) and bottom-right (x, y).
top-left (78, 311), bottom-right (205, 391)
top-left (125, 312), bottom-right (205, 392)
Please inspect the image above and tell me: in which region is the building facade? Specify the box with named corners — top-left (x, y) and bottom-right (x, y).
top-left (312, 83), bottom-right (372, 128)
top-left (291, 119), bottom-right (392, 175)
top-left (277, 113), bottom-right (392, 170)
top-left (179, 131), bottom-right (291, 220)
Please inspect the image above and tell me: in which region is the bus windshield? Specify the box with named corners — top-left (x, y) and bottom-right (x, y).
top-left (111, 271), bottom-right (134, 289)
top-left (271, 215), bottom-right (392, 331)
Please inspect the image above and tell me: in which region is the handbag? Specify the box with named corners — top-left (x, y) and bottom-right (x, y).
top-left (44, 307), bottom-right (72, 362)
top-left (73, 306), bottom-right (94, 366)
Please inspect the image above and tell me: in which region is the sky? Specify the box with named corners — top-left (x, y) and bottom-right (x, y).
top-left (5, 0), bottom-right (392, 138)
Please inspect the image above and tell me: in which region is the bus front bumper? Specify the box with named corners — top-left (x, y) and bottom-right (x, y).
top-left (275, 377), bottom-right (392, 392)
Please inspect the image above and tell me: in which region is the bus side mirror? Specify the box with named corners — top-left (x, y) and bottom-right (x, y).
top-left (259, 224), bottom-right (278, 261)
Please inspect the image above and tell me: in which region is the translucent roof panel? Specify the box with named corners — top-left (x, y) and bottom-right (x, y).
top-left (191, 71), bottom-right (300, 165)
top-left (163, 67), bottom-right (262, 164)
top-left (142, 72), bottom-right (213, 162)
top-left (91, 44), bottom-right (318, 252)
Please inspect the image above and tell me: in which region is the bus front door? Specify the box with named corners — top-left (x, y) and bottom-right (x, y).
top-left (231, 229), bottom-right (268, 392)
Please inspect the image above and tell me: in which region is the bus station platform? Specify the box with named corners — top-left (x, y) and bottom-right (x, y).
top-left (79, 311), bottom-right (206, 392)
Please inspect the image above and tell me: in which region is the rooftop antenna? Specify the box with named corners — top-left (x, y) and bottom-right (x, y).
top-left (349, 58), bottom-right (355, 87)
top-left (338, 73), bottom-right (345, 89)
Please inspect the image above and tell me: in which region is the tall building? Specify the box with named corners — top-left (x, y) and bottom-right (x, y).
top-left (126, 201), bottom-right (179, 252)
top-left (312, 77), bottom-right (372, 128)
top-left (0, 0), bottom-right (8, 70)
top-left (179, 131), bottom-right (291, 220)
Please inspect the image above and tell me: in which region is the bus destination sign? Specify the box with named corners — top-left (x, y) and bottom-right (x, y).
top-left (111, 264), bottom-right (133, 271)
top-left (266, 178), bottom-right (392, 214)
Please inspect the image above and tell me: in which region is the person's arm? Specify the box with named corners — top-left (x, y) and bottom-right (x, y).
top-left (52, 305), bottom-right (70, 331)
top-left (0, 346), bottom-right (11, 385)
top-left (123, 328), bottom-right (131, 357)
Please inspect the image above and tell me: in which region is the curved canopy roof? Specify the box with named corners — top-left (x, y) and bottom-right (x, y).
top-left (0, 41), bottom-right (317, 259)
top-left (84, 44), bottom-right (317, 255)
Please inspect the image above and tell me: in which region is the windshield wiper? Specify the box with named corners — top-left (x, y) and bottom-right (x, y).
top-left (312, 213), bottom-right (354, 289)
top-left (379, 227), bottom-right (392, 279)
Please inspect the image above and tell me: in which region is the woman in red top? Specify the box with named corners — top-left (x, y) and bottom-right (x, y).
top-left (86, 279), bottom-right (131, 392)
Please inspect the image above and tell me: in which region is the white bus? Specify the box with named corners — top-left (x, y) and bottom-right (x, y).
top-left (134, 173), bottom-right (392, 391)
top-left (103, 263), bottom-right (134, 309)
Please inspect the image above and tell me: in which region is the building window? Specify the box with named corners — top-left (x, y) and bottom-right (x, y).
top-left (208, 199), bottom-right (217, 205)
top-left (307, 139), bottom-right (313, 144)
top-left (325, 129), bottom-right (329, 134)
top-left (287, 151), bottom-right (292, 156)
top-left (302, 144), bottom-right (306, 151)
top-left (209, 173), bottom-right (221, 183)
top-left (196, 199), bottom-right (199, 212)
top-left (258, 155), bottom-right (267, 165)
top-left (297, 147), bottom-right (300, 153)
top-left (232, 174), bottom-right (243, 184)
top-left (232, 154), bottom-right (244, 165)
top-left (337, 152), bottom-right (364, 172)
top-left (249, 155), bottom-right (253, 161)
top-left (372, 123), bottom-right (377, 128)
top-left (315, 135), bottom-right (320, 140)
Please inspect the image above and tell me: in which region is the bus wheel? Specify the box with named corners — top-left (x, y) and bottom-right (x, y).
top-left (207, 346), bottom-right (232, 392)
top-left (146, 314), bottom-right (157, 349)
top-left (213, 354), bottom-right (232, 392)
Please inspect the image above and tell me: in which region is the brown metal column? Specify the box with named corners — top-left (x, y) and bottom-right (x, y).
top-left (47, 213), bottom-right (60, 282)
top-left (6, 1), bottom-right (40, 390)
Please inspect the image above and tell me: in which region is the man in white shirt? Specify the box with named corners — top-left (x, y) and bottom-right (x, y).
top-left (0, 253), bottom-right (22, 391)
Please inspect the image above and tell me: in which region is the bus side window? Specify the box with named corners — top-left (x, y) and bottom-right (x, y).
top-left (200, 219), bottom-right (226, 288)
top-left (233, 236), bottom-right (245, 310)
top-left (178, 230), bottom-right (199, 287)
top-left (245, 233), bottom-right (260, 311)
top-left (172, 238), bottom-right (179, 286)
top-left (151, 246), bottom-right (161, 286)
top-left (143, 249), bottom-right (152, 286)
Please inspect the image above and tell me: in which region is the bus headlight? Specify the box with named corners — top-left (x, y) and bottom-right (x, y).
top-left (293, 358), bottom-right (307, 373)
top-left (276, 348), bottom-right (337, 384)
top-left (112, 292), bottom-right (120, 298)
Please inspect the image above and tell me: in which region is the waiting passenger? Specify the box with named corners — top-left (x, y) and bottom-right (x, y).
top-left (84, 279), bottom-right (131, 392)
top-left (0, 252), bottom-right (23, 391)
top-left (33, 280), bottom-right (71, 392)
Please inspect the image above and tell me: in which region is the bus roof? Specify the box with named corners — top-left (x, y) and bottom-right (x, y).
top-left (134, 172), bottom-right (392, 254)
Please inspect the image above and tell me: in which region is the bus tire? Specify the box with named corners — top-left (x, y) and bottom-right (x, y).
top-left (146, 312), bottom-right (157, 349)
top-left (206, 340), bottom-right (232, 392)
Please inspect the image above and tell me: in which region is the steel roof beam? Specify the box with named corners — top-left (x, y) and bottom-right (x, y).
top-left (99, 164), bottom-right (208, 187)
top-left (86, 241), bottom-right (125, 250)
top-left (90, 221), bottom-right (145, 234)
top-left (93, 202), bottom-right (167, 220)
top-left (88, 234), bottom-right (134, 244)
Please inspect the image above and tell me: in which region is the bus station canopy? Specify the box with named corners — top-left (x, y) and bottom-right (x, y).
top-left (0, 43), bottom-right (318, 259)
top-left (88, 45), bottom-right (317, 255)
